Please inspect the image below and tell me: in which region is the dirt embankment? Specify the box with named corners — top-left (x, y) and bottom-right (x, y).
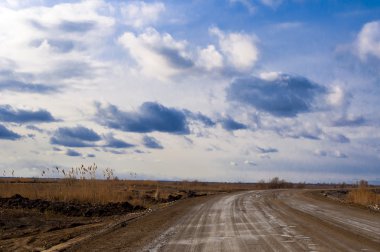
top-left (0, 191), bottom-right (209, 251)
top-left (0, 194), bottom-right (144, 217)
top-left (3, 189), bottom-right (379, 251)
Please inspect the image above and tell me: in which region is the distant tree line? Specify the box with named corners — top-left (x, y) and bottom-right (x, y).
top-left (256, 177), bottom-right (306, 189)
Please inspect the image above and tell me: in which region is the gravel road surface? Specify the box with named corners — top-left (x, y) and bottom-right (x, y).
top-left (146, 190), bottom-right (380, 252)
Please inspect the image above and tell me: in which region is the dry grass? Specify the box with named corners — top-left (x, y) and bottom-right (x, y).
top-left (0, 177), bottom-right (261, 207)
top-left (0, 165), bottom-right (337, 207)
top-left (0, 179), bottom-right (127, 203)
top-left (347, 187), bottom-right (380, 206)
top-left (2, 175), bottom-right (301, 206)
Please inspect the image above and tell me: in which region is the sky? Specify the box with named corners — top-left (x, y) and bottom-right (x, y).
top-left (0, 0), bottom-right (380, 183)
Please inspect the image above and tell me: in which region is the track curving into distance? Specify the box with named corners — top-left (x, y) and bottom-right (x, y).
top-left (147, 190), bottom-right (380, 252)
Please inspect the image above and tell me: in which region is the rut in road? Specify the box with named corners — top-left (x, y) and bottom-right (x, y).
top-left (147, 190), bottom-right (380, 252)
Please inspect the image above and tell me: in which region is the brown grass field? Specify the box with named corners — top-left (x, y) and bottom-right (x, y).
top-left (1, 168), bottom-right (379, 251)
top-left (347, 180), bottom-right (380, 207)
top-left (0, 165), bottom-right (378, 209)
top-left (0, 177), bottom-right (263, 206)
top-left (0, 164), bottom-right (303, 207)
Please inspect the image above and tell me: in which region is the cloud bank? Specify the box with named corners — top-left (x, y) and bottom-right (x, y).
top-left (51, 126), bottom-right (101, 147)
top-left (227, 73), bottom-right (326, 117)
top-left (0, 105), bottom-right (56, 123)
top-left (0, 124), bottom-right (21, 140)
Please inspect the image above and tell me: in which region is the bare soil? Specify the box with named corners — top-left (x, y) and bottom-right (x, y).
top-left (0, 194), bottom-right (144, 217)
top-left (147, 190), bottom-right (380, 251)
top-left (0, 192), bottom-right (209, 251)
top-left (2, 189), bottom-right (379, 251)
top-left (68, 194), bottom-right (215, 252)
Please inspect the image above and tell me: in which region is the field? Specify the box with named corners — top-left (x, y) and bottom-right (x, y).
top-left (0, 166), bottom-right (312, 208)
top-left (1, 173), bottom-right (379, 251)
top-left (0, 176), bottom-right (268, 251)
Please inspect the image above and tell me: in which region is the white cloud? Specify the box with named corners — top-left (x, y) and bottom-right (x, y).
top-left (121, 1), bottom-right (165, 28)
top-left (118, 27), bottom-right (193, 80)
top-left (327, 85), bottom-right (346, 107)
top-left (229, 0), bottom-right (283, 12)
top-left (2, 0), bottom-right (39, 8)
top-left (259, 71), bottom-right (280, 81)
top-left (0, 0), bottom-right (376, 183)
top-left (210, 27), bottom-right (258, 71)
top-left (356, 21), bottom-right (380, 60)
top-left (244, 160), bottom-right (257, 166)
top-left (0, 0), bottom-right (114, 77)
top-left (314, 149), bottom-right (327, 157)
top-left (333, 150), bottom-right (348, 158)
top-left (197, 45), bottom-right (223, 70)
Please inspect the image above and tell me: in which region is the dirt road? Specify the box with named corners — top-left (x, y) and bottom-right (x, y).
top-left (146, 190), bottom-right (380, 252)
top-left (4, 189), bottom-right (378, 251)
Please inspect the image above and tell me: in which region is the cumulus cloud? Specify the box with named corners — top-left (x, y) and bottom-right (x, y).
top-left (0, 124), bottom-right (21, 140)
top-left (314, 149), bottom-right (348, 158)
top-left (66, 149), bottom-right (82, 157)
top-left (197, 45), bottom-right (224, 70)
top-left (294, 128), bottom-right (322, 140)
top-left (0, 0), bottom-right (114, 79)
top-left (314, 149), bottom-right (327, 157)
top-left (226, 73), bottom-right (326, 117)
top-left (58, 20), bottom-right (96, 33)
top-left (333, 150), bottom-right (348, 158)
top-left (103, 133), bottom-right (135, 148)
top-left (326, 85), bottom-right (349, 108)
top-left (356, 21), bottom-right (380, 60)
top-left (273, 121), bottom-right (350, 143)
top-left (95, 102), bottom-right (190, 134)
top-left (332, 114), bottom-right (366, 127)
top-left (0, 80), bottom-right (59, 93)
top-left (42, 61), bottom-right (97, 80)
top-left (118, 28), bottom-right (193, 79)
top-left (257, 146), bottom-right (278, 153)
top-left (143, 135), bottom-right (163, 149)
top-left (121, 1), bottom-right (165, 28)
top-left (275, 123), bottom-right (323, 140)
top-left (184, 110), bottom-right (216, 127)
top-left (26, 125), bottom-right (44, 133)
top-left (244, 160), bottom-right (257, 166)
top-left (95, 102), bottom-right (218, 135)
top-left (30, 39), bottom-right (75, 53)
top-left (51, 126), bottom-right (101, 147)
top-left (325, 84), bottom-right (366, 127)
top-left (327, 133), bottom-right (350, 143)
top-left (220, 117), bottom-right (247, 131)
top-left (0, 105), bottom-right (56, 123)
top-left (259, 71), bottom-right (280, 81)
top-left (210, 27), bottom-right (258, 71)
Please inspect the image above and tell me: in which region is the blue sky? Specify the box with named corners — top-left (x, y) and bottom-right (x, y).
top-left (0, 0), bottom-right (379, 183)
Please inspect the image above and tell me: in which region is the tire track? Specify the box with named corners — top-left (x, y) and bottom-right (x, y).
top-left (147, 190), bottom-right (380, 252)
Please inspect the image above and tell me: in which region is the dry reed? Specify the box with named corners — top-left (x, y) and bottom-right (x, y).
top-left (347, 180), bottom-right (380, 207)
